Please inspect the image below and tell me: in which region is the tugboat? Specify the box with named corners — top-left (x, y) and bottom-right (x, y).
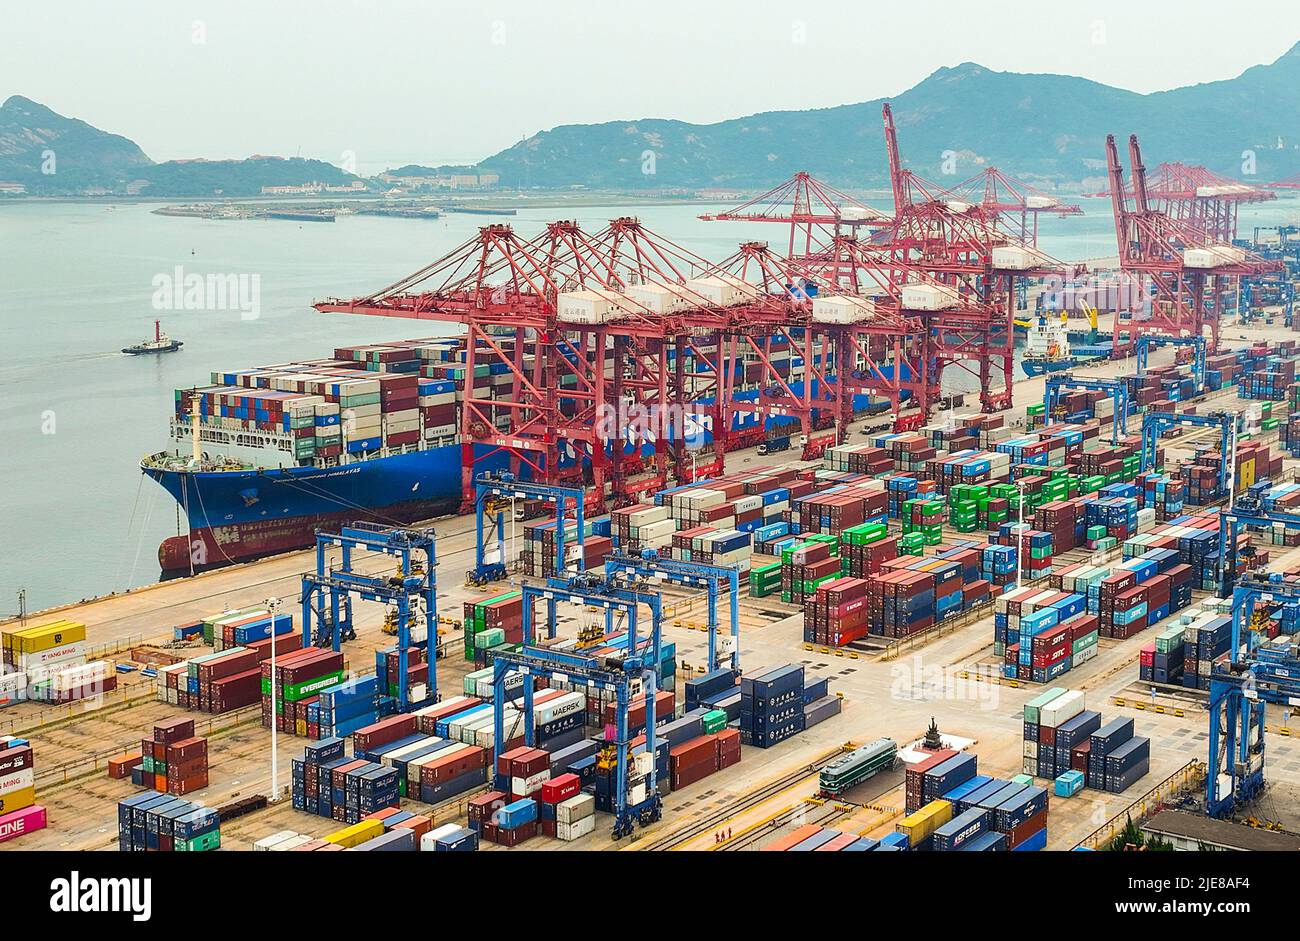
top-left (123, 320), bottom-right (183, 355)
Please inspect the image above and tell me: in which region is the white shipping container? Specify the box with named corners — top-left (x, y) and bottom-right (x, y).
top-left (627, 506), bottom-right (670, 526)
top-left (510, 771), bottom-right (550, 796)
top-left (269, 833), bottom-right (314, 851)
top-left (0, 670), bottom-right (28, 700)
top-left (556, 792), bottom-right (596, 824)
top-left (253, 830), bottom-right (301, 851)
top-left (627, 282), bottom-right (694, 314)
top-left (421, 823), bottom-right (463, 850)
top-left (558, 815), bottom-right (597, 841)
top-left (684, 275), bottom-right (759, 308)
top-left (535, 691), bottom-right (585, 726)
top-left (17, 642), bottom-right (87, 671)
top-left (992, 245), bottom-right (1048, 270)
top-left (0, 768), bottom-right (34, 796)
top-left (1023, 740), bottom-right (1038, 760)
top-left (556, 289), bottom-right (630, 324)
top-left (1039, 689), bottom-right (1085, 728)
top-left (901, 282), bottom-right (961, 311)
top-left (812, 294), bottom-right (876, 324)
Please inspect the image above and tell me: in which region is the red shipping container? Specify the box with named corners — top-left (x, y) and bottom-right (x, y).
top-left (539, 773), bottom-right (581, 804)
top-left (353, 715), bottom-right (418, 753)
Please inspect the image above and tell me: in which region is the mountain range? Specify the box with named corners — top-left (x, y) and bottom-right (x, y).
top-left (458, 41), bottom-right (1300, 191)
top-left (4, 40), bottom-right (1299, 197)
top-left (0, 96), bottom-right (358, 196)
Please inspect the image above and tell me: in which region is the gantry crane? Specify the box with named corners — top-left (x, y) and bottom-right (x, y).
top-left (1139, 411), bottom-right (1234, 503)
top-left (603, 547), bottom-right (741, 673)
top-left (1105, 134), bottom-right (1282, 355)
top-left (299, 523), bottom-right (437, 711)
top-left (1206, 576), bottom-right (1300, 818)
top-left (1044, 373), bottom-right (1130, 443)
top-left (941, 166), bottom-right (1084, 246)
top-left (471, 473), bottom-right (586, 584)
top-left (493, 571), bottom-right (666, 837)
top-left (1134, 334), bottom-right (1207, 393)
top-left (697, 171), bottom-right (891, 262)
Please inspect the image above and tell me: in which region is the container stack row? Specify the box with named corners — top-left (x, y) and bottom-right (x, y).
top-left (0, 735), bottom-right (44, 845)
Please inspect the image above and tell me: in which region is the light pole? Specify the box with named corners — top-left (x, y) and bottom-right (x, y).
top-left (266, 596), bottom-right (281, 802)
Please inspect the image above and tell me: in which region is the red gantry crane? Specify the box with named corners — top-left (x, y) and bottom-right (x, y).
top-left (940, 166), bottom-right (1084, 246)
top-left (316, 217), bottom-right (930, 507)
top-left (1104, 134), bottom-right (1281, 354)
top-left (698, 171), bottom-right (892, 267)
top-left (877, 103), bottom-right (1076, 413)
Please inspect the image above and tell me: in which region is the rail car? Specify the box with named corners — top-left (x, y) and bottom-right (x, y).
top-left (819, 737), bottom-right (899, 797)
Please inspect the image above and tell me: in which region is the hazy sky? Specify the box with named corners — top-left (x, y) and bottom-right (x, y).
top-left (8, 0), bottom-right (1299, 171)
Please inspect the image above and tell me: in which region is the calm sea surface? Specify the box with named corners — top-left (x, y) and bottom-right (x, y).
top-left (2, 194), bottom-right (1298, 610)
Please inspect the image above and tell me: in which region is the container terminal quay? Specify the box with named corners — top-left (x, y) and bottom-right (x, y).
top-left (6, 131), bottom-right (1300, 857)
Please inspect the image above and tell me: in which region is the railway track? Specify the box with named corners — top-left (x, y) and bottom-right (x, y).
top-left (715, 798), bottom-right (855, 851)
top-left (632, 745), bottom-right (850, 851)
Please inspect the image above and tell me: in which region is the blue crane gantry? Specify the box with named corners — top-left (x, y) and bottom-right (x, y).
top-left (1044, 373), bottom-right (1129, 443)
top-left (1140, 411), bottom-right (1235, 501)
top-left (1134, 334), bottom-right (1207, 394)
top-left (603, 547), bottom-right (741, 673)
top-left (471, 472), bottom-right (586, 585)
top-left (300, 523), bottom-right (437, 712)
top-left (1206, 576), bottom-right (1300, 818)
top-left (490, 571), bottom-right (665, 838)
top-left (1216, 489), bottom-right (1300, 597)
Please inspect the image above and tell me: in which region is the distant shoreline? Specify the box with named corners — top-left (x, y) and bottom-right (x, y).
top-left (0, 190), bottom-right (901, 211)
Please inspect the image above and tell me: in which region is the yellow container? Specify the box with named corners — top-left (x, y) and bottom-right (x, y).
top-left (3, 620), bottom-right (86, 655)
top-left (897, 799), bottom-right (953, 846)
top-left (324, 819), bottom-right (384, 848)
top-left (0, 785), bottom-right (37, 816)
top-left (1239, 458), bottom-right (1255, 488)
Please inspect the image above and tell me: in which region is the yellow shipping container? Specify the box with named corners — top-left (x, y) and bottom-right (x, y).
top-left (2, 620), bottom-right (86, 655)
top-left (0, 785), bottom-right (37, 816)
top-left (1239, 458), bottom-right (1256, 489)
top-left (324, 819), bottom-right (383, 848)
top-left (897, 799), bottom-right (953, 846)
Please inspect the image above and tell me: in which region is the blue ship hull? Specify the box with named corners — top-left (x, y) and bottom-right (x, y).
top-left (1020, 358), bottom-right (1076, 378)
top-left (144, 444), bottom-right (481, 571)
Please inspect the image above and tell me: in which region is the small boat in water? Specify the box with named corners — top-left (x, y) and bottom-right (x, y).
top-left (124, 320), bottom-right (183, 355)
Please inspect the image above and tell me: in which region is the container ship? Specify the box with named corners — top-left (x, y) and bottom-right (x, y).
top-left (143, 332), bottom-right (881, 573)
